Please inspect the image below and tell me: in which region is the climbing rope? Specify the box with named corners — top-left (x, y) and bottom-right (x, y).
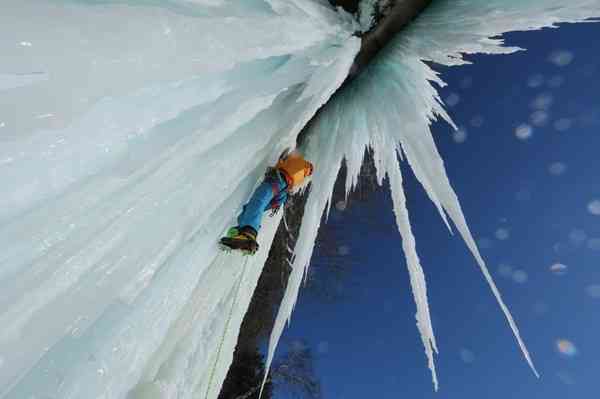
top-left (204, 254), bottom-right (251, 399)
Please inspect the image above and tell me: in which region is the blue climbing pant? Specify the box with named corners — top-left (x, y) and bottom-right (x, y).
top-left (237, 174), bottom-right (288, 233)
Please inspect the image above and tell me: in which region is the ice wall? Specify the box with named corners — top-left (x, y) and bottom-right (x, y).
top-left (2, 0), bottom-right (600, 397)
top-left (263, 0), bottom-right (600, 391)
top-left (0, 1), bottom-right (359, 398)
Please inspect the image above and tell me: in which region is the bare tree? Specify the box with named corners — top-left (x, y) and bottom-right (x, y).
top-left (271, 341), bottom-right (321, 399)
top-left (231, 342), bottom-right (320, 399)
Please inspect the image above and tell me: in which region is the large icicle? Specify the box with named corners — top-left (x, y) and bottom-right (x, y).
top-left (384, 144), bottom-right (439, 390)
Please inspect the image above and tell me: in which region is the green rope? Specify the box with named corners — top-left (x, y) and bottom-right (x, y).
top-left (204, 254), bottom-right (250, 399)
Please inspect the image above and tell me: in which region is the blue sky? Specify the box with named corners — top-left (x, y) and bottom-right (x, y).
top-left (275, 20), bottom-right (600, 399)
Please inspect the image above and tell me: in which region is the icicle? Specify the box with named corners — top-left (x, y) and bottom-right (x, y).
top-left (382, 144), bottom-right (439, 390)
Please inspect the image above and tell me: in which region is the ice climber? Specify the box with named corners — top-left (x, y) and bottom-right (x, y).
top-left (220, 151), bottom-right (314, 254)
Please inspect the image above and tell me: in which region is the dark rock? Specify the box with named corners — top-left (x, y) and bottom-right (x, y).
top-left (349, 0), bottom-right (433, 79)
top-left (329, 0), bottom-right (360, 14)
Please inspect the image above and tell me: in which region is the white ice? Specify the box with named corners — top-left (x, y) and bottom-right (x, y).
top-left (0, 1), bottom-right (359, 398)
top-left (1, 0), bottom-right (600, 398)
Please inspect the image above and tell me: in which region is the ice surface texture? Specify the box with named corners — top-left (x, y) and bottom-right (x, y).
top-left (1, 0), bottom-right (600, 398)
top-left (0, 1), bottom-right (358, 397)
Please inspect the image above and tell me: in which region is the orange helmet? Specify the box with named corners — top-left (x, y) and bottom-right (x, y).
top-left (276, 155), bottom-right (314, 188)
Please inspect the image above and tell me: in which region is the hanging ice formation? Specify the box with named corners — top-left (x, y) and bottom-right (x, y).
top-left (1, 0), bottom-right (599, 398)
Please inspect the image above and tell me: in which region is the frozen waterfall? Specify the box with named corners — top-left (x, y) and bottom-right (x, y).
top-left (1, 0), bottom-right (600, 398)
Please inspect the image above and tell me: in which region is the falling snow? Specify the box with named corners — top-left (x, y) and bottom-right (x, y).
top-left (554, 118), bottom-right (573, 132)
top-left (587, 238), bottom-right (600, 251)
top-left (530, 93), bottom-right (554, 110)
top-left (527, 74), bottom-right (545, 88)
top-left (586, 285), bottom-right (600, 298)
top-left (495, 228), bottom-right (510, 240)
top-left (445, 93), bottom-right (461, 107)
top-left (530, 110), bottom-right (549, 126)
top-left (459, 348), bottom-right (476, 364)
top-left (499, 263), bottom-right (514, 278)
top-left (548, 162), bottom-right (567, 176)
top-left (452, 127), bottom-right (468, 143)
top-left (515, 124), bottom-right (534, 140)
top-left (549, 50), bottom-right (575, 67)
top-left (587, 199), bottom-right (600, 215)
top-left (512, 270), bottom-right (529, 284)
top-left (549, 263), bottom-right (568, 276)
top-left (556, 339), bottom-right (577, 356)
